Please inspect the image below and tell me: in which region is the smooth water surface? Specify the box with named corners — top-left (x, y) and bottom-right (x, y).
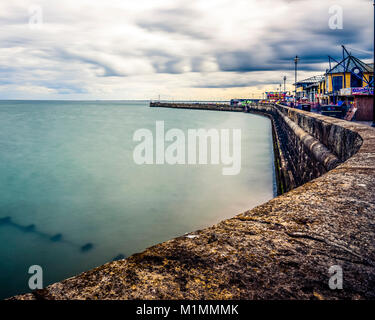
top-left (0, 100), bottom-right (276, 298)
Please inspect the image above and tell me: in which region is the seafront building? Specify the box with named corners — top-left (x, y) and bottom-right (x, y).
top-left (294, 48), bottom-right (374, 121)
top-left (294, 75), bottom-right (325, 103)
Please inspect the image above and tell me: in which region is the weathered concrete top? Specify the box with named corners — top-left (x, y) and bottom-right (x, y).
top-left (149, 102), bottom-right (243, 112)
top-left (11, 105), bottom-right (375, 300)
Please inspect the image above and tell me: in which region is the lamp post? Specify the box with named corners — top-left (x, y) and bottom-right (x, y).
top-left (283, 76), bottom-right (287, 102)
top-left (283, 76), bottom-right (287, 93)
top-left (372, 0), bottom-right (375, 127)
top-left (294, 56), bottom-right (299, 104)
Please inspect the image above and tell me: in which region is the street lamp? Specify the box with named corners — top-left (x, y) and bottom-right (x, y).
top-left (294, 56), bottom-right (300, 104)
top-left (372, 0), bottom-right (375, 127)
top-left (283, 76), bottom-right (287, 94)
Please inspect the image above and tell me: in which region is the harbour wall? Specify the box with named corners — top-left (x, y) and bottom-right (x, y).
top-left (150, 102), bottom-right (362, 195)
top-left (12, 102), bottom-right (375, 300)
top-left (248, 103), bottom-right (362, 194)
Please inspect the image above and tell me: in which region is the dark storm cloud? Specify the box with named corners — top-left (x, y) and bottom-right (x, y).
top-left (214, 8), bottom-right (372, 74)
top-left (215, 50), bottom-right (327, 73)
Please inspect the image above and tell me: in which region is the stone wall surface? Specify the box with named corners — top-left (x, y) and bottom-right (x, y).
top-left (10, 103), bottom-right (375, 300)
top-left (249, 104), bottom-right (363, 193)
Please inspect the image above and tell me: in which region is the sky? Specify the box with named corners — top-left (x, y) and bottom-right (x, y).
top-left (0, 0), bottom-right (373, 100)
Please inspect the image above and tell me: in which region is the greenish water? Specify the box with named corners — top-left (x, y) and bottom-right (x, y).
top-left (0, 100), bottom-right (276, 299)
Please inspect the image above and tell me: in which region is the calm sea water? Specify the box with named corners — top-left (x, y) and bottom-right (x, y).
top-left (0, 100), bottom-right (276, 299)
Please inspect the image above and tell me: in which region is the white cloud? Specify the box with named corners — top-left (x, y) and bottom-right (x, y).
top-left (0, 0), bottom-right (373, 99)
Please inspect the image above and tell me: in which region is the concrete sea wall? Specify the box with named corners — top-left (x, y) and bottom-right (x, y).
top-left (12, 103), bottom-right (375, 300)
top-left (249, 104), bottom-right (362, 194)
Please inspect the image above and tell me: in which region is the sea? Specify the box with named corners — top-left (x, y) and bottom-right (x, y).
top-left (0, 100), bottom-right (276, 299)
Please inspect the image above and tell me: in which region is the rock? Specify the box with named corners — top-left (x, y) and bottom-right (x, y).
top-left (24, 224), bottom-right (35, 232)
top-left (80, 243), bottom-right (94, 252)
top-left (0, 216), bottom-right (11, 225)
top-left (112, 254), bottom-right (126, 261)
top-left (50, 234), bottom-right (63, 242)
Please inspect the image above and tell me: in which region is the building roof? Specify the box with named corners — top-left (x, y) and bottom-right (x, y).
top-left (294, 75), bottom-right (325, 86)
top-left (328, 54), bottom-right (373, 74)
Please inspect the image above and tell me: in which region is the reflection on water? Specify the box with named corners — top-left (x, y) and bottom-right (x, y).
top-left (0, 100), bottom-right (276, 299)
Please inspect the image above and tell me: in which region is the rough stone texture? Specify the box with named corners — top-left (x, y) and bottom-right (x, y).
top-left (10, 103), bottom-right (375, 300)
top-left (249, 104), bottom-right (362, 193)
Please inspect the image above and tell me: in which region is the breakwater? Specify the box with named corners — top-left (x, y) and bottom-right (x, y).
top-left (248, 103), bottom-right (361, 194)
top-left (12, 102), bottom-right (375, 300)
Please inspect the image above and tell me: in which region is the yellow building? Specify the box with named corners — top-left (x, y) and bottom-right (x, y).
top-left (317, 49), bottom-right (373, 120)
top-left (323, 52), bottom-right (373, 104)
top-left (317, 77), bottom-right (328, 104)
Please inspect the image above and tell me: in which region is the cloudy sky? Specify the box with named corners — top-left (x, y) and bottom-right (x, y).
top-left (0, 0), bottom-right (373, 100)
